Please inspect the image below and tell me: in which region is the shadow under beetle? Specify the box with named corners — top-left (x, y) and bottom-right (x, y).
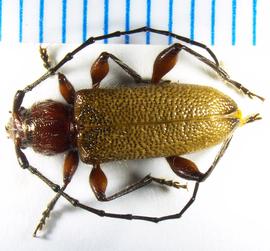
top-left (6, 27), bottom-right (264, 237)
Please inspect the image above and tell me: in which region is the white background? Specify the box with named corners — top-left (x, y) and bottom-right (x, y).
top-left (0, 43), bottom-right (269, 250)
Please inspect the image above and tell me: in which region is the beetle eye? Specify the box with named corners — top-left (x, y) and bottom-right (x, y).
top-left (20, 144), bottom-right (27, 149)
top-left (19, 107), bottom-right (27, 116)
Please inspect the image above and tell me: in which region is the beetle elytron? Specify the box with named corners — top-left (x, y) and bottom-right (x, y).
top-left (6, 27), bottom-right (263, 236)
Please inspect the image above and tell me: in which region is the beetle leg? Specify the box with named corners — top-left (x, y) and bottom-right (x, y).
top-left (91, 52), bottom-right (143, 88)
top-left (33, 150), bottom-right (79, 237)
top-left (166, 156), bottom-right (204, 181)
top-left (151, 43), bottom-right (264, 100)
top-left (167, 135), bottom-right (233, 182)
top-left (151, 44), bottom-right (182, 84)
top-left (26, 162), bottom-right (200, 224)
top-left (89, 164), bottom-right (187, 202)
top-left (62, 150), bottom-right (79, 184)
top-left (89, 164), bottom-right (108, 200)
top-left (20, 27), bottom-right (219, 96)
top-left (199, 135), bottom-right (233, 182)
top-left (58, 73), bottom-right (76, 104)
top-left (178, 44), bottom-right (264, 101)
top-left (16, 145), bottom-right (196, 225)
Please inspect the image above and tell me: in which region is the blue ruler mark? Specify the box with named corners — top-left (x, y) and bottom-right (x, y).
top-left (232, 0), bottom-right (237, 45)
top-left (104, 0), bottom-right (109, 44)
top-left (211, 0), bottom-right (216, 45)
top-left (168, 0), bottom-right (173, 44)
top-left (0, 1), bottom-right (262, 45)
top-left (190, 0), bottom-right (195, 40)
top-left (146, 0), bottom-right (151, 44)
top-left (125, 0), bottom-right (130, 44)
top-left (0, 0), bottom-right (2, 41)
top-left (19, 0), bottom-right (23, 42)
top-left (82, 0), bottom-right (88, 42)
top-left (39, 0), bottom-right (44, 43)
top-left (252, 0), bottom-right (257, 45)
top-left (62, 0), bottom-right (67, 43)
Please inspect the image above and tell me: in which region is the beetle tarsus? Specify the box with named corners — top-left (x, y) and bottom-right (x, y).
top-left (39, 46), bottom-right (52, 70)
top-left (151, 177), bottom-right (188, 189)
top-left (33, 184), bottom-right (67, 237)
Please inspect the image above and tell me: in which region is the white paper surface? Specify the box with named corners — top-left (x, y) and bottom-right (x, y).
top-left (0, 43), bottom-right (269, 250)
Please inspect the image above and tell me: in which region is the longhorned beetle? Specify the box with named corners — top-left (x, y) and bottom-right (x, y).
top-left (5, 27), bottom-right (264, 237)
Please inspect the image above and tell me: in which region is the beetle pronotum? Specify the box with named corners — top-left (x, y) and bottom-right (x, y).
top-left (6, 27), bottom-right (263, 237)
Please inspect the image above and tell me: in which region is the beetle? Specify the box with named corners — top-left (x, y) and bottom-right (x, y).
top-left (6, 27), bottom-right (263, 237)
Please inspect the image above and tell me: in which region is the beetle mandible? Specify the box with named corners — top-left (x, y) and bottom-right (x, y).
top-left (6, 27), bottom-right (264, 237)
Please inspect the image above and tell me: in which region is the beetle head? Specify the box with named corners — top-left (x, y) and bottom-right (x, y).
top-left (6, 107), bottom-right (29, 149)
